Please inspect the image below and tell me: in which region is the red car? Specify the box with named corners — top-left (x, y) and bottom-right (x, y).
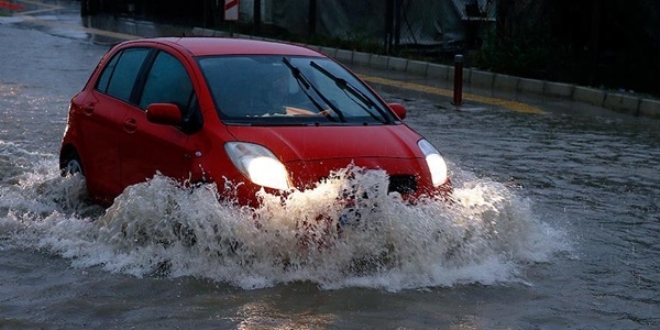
top-left (59, 37), bottom-right (451, 207)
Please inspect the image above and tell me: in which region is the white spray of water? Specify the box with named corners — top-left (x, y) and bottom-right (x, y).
top-left (0, 150), bottom-right (569, 291)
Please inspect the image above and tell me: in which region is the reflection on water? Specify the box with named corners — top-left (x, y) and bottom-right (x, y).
top-left (235, 300), bottom-right (337, 330)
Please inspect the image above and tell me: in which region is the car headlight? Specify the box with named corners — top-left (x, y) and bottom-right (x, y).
top-left (418, 139), bottom-right (448, 187)
top-left (225, 142), bottom-right (290, 191)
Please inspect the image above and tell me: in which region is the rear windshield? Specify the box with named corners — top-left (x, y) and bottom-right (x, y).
top-left (197, 55), bottom-right (397, 125)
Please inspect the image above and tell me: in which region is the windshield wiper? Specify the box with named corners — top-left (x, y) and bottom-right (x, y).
top-left (282, 57), bottom-right (347, 122)
top-left (309, 61), bottom-right (390, 123)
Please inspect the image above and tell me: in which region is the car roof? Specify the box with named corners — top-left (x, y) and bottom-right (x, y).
top-left (126, 37), bottom-right (326, 57)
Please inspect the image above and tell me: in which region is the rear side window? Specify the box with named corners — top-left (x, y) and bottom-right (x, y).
top-left (96, 54), bottom-right (119, 93)
top-left (96, 47), bottom-right (150, 102)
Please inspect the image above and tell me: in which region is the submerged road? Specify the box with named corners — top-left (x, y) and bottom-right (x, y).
top-left (1, 1), bottom-right (659, 329)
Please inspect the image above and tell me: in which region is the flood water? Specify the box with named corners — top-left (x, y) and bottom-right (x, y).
top-left (1, 6), bottom-right (659, 330)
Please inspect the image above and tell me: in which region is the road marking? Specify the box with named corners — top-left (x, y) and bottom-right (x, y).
top-left (15, 0), bottom-right (138, 40)
top-left (15, 0), bottom-right (60, 14)
top-left (15, 13), bottom-right (140, 40)
top-left (360, 75), bottom-right (545, 114)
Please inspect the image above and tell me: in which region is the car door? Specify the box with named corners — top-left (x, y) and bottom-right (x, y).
top-left (119, 49), bottom-right (199, 189)
top-left (79, 47), bottom-right (151, 200)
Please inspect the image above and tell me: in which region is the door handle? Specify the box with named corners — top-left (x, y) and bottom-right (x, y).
top-left (122, 118), bottom-right (137, 133)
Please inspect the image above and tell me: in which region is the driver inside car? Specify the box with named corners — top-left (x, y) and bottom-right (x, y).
top-left (261, 71), bottom-right (319, 116)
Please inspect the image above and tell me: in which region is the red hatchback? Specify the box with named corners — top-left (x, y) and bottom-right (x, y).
top-left (59, 37), bottom-right (451, 207)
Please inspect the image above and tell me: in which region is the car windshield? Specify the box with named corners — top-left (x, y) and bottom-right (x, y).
top-left (197, 55), bottom-right (396, 125)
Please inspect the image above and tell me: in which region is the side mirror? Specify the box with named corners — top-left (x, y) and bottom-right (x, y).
top-left (146, 103), bottom-right (182, 126)
top-left (388, 103), bottom-right (407, 120)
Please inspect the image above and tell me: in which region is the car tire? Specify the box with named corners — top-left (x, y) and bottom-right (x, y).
top-left (60, 149), bottom-right (84, 177)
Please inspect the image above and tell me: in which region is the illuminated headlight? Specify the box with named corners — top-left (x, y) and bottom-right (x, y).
top-left (418, 139), bottom-right (448, 187)
top-left (225, 142), bottom-right (290, 191)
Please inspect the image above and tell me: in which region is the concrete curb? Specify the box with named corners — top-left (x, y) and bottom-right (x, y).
top-left (192, 27), bottom-right (660, 119)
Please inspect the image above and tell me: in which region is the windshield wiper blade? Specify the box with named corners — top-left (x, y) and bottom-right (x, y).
top-left (282, 57), bottom-right (347, 122)
top-left (309, 61), bottom-right (390, 123)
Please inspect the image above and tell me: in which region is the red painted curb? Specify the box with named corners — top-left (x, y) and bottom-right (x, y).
top-left (0, 1), bottom-right (25, 10)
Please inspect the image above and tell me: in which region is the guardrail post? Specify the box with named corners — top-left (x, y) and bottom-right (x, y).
top-left (453, 54), bottom-right (464, 106)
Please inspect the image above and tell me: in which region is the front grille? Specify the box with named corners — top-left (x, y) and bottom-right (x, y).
top-left (314, 173), bottom-right (417, 196)
top-left (388, 175), bottom-right (417, 195)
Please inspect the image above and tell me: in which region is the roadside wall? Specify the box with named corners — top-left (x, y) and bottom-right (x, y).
top-left (238, 0), bottom-right (495, 48)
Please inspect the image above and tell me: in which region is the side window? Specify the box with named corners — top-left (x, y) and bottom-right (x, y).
top-left (139, 51), bottom-right (195, 113)
top-left (96, 53), bottom-right (119, 93)
top-left (96, 47), bottom-right (150, 102)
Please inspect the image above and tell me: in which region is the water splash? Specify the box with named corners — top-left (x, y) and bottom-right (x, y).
top-left (0, 152), bottom-right (570, 291)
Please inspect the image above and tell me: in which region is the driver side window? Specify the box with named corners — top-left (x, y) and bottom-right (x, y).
top-left (139, 51), bottom-right (202, 133)
top-left (139, 51), bottom-right (194, 112)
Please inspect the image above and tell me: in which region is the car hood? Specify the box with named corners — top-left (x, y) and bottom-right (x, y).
top-left (226, 124), bottom-right (424, 163)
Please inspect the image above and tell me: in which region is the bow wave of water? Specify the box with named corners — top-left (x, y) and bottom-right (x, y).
top-left (0, 141), bottom-right (569, 291)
